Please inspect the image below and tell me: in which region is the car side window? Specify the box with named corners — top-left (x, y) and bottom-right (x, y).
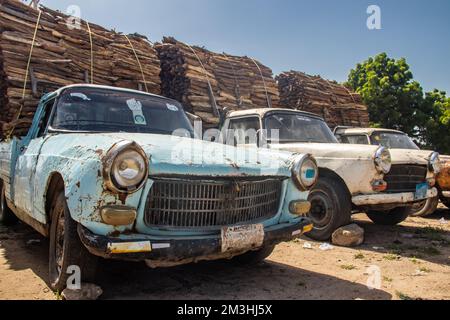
top-left (228, 117), bottom-right (261, 145)
top-left (37, 99), bottom-right (56, 138)
top-left (340, 135), bottom-right (369, 145)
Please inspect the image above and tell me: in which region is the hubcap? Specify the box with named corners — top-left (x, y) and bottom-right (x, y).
top-left (55, 207), bottom-right (65, 274)
top-left (308, 191), bottom-right (333, 230)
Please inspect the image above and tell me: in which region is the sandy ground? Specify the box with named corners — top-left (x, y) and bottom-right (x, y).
top-left (0, 205), bottom-right (449, 300)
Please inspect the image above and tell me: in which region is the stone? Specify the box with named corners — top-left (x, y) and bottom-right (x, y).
top-left (62, 283), bottom-right (103, 301)
top-left (332, 224), bottom-right (364, 247)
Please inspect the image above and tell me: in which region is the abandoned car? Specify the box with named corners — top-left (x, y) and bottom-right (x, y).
top-left (0, 85), bottom-right (316, 291)
top-left (335, 127), bottom-right (444, 216)
top-left (221, 109), bottom-right (439, 240)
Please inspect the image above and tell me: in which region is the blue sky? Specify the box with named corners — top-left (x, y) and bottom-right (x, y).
top-left (39, 0), bottom-right (450, 94)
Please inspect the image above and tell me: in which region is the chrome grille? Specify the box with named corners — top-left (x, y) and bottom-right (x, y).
top-left (385, 165), bottom-right (427, 193)
top-left (144, 178), bottom-right (283, 229)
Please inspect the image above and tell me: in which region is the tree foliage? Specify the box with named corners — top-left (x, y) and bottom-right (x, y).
top-left (347, 53), bottom-right (450, 154)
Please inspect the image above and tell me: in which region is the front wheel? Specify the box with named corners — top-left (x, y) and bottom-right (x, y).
top-left (409, 197), bottom-right (439, 217)
top-left (306, 177), bottom-right (352, 241)
top-left (231, 245), bottom-right (275, 265)
top-left (366, 207), bottom-right (410, 225)
top-left (49, 191), bottom-right (98, 292)
top-left (0, 181), bottom-right (18, 226)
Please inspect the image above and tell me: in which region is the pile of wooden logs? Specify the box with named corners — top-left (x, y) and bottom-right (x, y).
top-left (0, 0), bottom-right (161, 138)
top-left (277, 71), bottom-right (369, 128)
top-left (156, 37), bottom-right (279, 128)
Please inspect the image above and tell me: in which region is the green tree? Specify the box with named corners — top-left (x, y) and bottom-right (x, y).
top-left (346, 53), bottom-right (424, 138)
top-left (419, 90), bottom-right (450, 154)
top-left (347, 53), bottom-right (450, 153)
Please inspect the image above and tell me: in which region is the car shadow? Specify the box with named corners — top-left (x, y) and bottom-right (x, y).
top-left (94, 258), bottom-right (392, 300)
top-left (346, 210), bottom-right (450, 266)
top-left (0, 222), bottom-right (50, 283)
top-left (1, 223), bottom-right (391, 300)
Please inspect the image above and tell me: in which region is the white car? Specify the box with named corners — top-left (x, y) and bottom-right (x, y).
top-left (335, 127), bottom-right (442, 216)
top-left (221, 109), bottom-right (439, 240)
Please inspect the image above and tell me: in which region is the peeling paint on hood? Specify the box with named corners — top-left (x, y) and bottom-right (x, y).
top-left (44, 133), bottom-right (296, 178)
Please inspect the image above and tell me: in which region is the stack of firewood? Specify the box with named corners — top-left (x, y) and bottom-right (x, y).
top-left (277, 71), bottom-right (369, 128)
top-left (0, 0), bottom-right (161, 138)
top-left (156, 37), bottom-right (279, 128)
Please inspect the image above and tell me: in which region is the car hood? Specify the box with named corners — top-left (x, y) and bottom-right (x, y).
top-left (388, 149), bottom-right (434, 166)
top-left (269, 143), bottom-right (379, 161)
top-left (46, 133), bottom-right (296, 178)
top-left (270, 143), bottom-right (433, 166)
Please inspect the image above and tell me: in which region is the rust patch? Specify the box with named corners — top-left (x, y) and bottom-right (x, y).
top-left (76, 181), bottom-right (80, 188)
top-left (437, 160), bottom-right (450, 190)
top-left (109, 230), bottom-right (121, 238)
top-left (118, 193), bottom-right (128, 204)
top-left (95, 149), bottom-right (104, 156)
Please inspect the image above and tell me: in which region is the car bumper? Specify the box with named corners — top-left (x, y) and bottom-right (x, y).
top-left (352, 188), bottom-right (438, 206)
top-left (442, 191), bottom-right (450, 198)
top-left (77, 219), bottom-right (312, 265)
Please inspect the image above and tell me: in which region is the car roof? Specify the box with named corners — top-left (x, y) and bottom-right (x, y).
top-left (227, 108), bottom-right (324, 120)
top-left (337, 127), bottom-right (406, 135)
top-left (53, 84), bottom-right (176, 102)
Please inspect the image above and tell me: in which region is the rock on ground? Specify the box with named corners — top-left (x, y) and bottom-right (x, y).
top-left (62, 283), bottom-right (103, 300)
top-left (332, 224), bottom-right (364, 247)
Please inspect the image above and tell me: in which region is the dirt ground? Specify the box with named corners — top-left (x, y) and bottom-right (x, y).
top-left (0, 205), bottom-right (449, 300)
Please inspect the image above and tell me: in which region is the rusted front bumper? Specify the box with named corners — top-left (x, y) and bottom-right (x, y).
top-left (77, 219), bottom-right (311, 265)
top-left (352, 188), bottom-right (438, 206)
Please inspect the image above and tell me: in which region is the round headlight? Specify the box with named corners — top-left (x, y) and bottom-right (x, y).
top-left (374, 147), bottom-right (391, 174)
top-left (429, 152), bottom-right (441, 174)
top-left (103, 141), bottom-right (149, 193)
top-left (292, 154), bottom-right (319, 191)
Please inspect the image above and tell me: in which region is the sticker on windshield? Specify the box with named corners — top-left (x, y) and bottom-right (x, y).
top-left (166, 103), bottom-right (179, 112)
top-left (126, 99), bottom-right (147, 125)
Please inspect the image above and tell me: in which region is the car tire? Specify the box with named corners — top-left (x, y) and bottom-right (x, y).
top-left (366, 207), bottom-right (410, 225)
top-left (0, 180), bottom-right (18, 226)
top-left (231, 245), bottom-right (275, 265)
top-left (49, 191), bottom-right (98, 292)
top-left (306, 177), bottom-right (352, 241)
top-left (409, 197), bottom-right (439, 217)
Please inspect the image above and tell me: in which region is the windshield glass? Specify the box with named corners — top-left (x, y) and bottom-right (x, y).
top-left (264, 112), bottom-right (338, 143)
top-left (370, 132), bottom-right (419, 150)
top-left (49, 87), bottom-right (194, 136)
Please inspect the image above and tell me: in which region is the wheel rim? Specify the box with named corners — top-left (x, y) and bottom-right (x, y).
top-left (54, 206), bottom-right (65, 275)
top-left (308, 190), bottom-right (333, 230)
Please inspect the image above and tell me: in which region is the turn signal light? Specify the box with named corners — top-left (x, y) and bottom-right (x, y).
top-left (371, 180), bottom-right (387, 192)
top-left (289, 200), bottom-right (312, 216)
top-left (100, 205), bottom-right (137, 226)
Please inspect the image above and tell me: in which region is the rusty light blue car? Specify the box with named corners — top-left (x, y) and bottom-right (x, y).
top-left (0, 85), bottom-right (316, 291)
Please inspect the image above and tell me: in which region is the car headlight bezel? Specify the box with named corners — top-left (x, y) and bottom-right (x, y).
top-left (374, 147), bottom-right (392, 174)
top-left (103, 140), bottom-right (149, 194)
top-left (429, 152), bottom-right (441, 174)
top-left (291, 154), bottom-right (319, 191)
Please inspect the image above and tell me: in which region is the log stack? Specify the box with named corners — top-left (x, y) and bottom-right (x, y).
top-left (277, 71), bottom-right (369, 128)
top-left (0, 0), bottom-right (161, 138)
top-left (156, 37), bottom-right (279, 129)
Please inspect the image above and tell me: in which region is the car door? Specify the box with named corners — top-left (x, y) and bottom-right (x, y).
top-left (13, 98), bottom-right (55, 219)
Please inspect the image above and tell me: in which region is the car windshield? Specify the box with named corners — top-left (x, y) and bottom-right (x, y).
top-left (49, 87), bottom-right (194, 136)
top-left (264, 112), bottom-right (338, 143)
top-left (370, 132), bottom-right (419, 150)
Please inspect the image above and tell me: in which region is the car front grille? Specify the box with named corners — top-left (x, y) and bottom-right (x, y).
top-left (385, 165), bottom-right (427, 193)
top-left (144, 177), bottom-right (283, 229)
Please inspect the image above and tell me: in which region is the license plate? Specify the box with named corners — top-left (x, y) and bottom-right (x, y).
top-left (415, 182), bottom-right (428, 200)
top-left (221, 224), bottom-right (264, 253)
